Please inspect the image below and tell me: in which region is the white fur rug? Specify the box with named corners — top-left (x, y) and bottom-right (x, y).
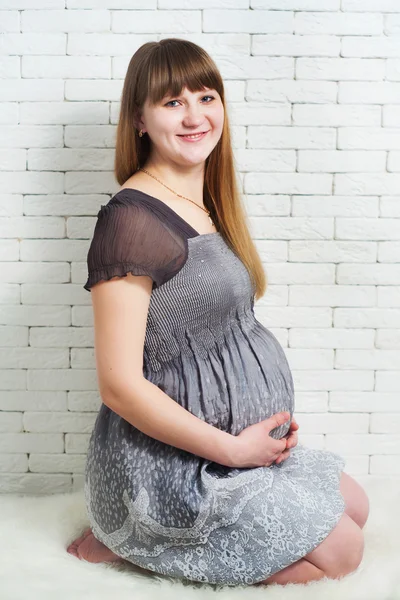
top-left (1, 476), bottom-right (400, 600)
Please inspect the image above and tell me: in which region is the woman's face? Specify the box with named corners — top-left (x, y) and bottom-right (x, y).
top-left (138, 86), bottom-right (224, 168)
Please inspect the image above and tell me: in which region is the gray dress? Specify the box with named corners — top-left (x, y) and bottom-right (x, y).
top-left (83, 188), bottom-right (346, 586)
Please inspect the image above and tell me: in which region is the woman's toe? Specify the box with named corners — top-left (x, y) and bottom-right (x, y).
top-left (67, 527), bottom-right (92, 555)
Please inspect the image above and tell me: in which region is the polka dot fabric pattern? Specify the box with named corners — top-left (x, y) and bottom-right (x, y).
top-left (83, 190), bottom-right (346, 586)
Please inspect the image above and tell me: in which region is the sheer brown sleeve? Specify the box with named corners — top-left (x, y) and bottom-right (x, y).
top-left (83, 197), bottom-right (187, 292)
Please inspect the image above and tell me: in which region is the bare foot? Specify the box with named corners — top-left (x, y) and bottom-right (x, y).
top-left (67, 527), bottom-right (124, 564)
top-left (67, 526), bottom-right (92, 557)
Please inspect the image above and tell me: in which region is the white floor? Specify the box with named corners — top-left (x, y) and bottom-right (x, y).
top-left (1, 475), bottom-right (399, 600)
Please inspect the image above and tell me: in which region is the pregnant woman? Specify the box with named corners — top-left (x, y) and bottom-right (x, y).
top-left (67, 38), bottom-right (369, 586)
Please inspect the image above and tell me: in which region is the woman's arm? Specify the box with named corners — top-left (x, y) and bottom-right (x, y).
top-left (90, 272), bottom-right (238, 468)
top-left (102, 376), bottom-right (238, 468)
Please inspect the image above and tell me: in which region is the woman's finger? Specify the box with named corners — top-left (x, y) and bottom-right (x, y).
top-left (275, 449), bottom-right (291, 464)
top-left (285, 431), bottom-right (298, 450)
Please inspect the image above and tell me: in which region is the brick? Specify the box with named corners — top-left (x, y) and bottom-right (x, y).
top-left (248, 125), bottom-right (336, 148)
top-left (295, 412), bottom-right (369, 433)
top-left (0, 11), bottom-right (19, 33)
top-left (298, 150), bottom-right (386, 172)
top-left (326, 434), bottom-right (400, 455)
top-left (20, 102), bottom-right (109, 124)
top-left (246, 172), bottom-right (332, 194)
top-left (336, 174), bottom-right (400, 195)
top-left (251, 0), bottom-right (339, 9)
top-left (0, 0), bottom-right (63, 6)
top-left (0, 33), bottom-right (65, 55)
top-left (291, 195), bottom-right (379, 216)
top-left (247, 80), bottom-right (336, 102)
top-left (339, 127), bottom-right (400, 149)
top-left (290, 285), bottom-right (375, 307)
top-left (290, 328), bottom-right (374, 348)
top-left (381, 197), bottom-right (400, 217)
top-left (67, 0), bottom-right (153, 7)
top-left (382, 105), bottom-right (400, 126)
top-left (339, 82), bottom-right (400, 103)
top-left (296, 58), bottom-right (384, 81)
top-left (342, 36), bottom-right (400, 58)
top-left (22, 56), bottom-right (110, 79)
top-left (160, 0), bottom-right (246, 6)
top-left (294, 104), bottom-right (381, 128)
top-left (112, 10), bottom-right (200, 33)
top-left (203, 10), bottom-right (293, 33)
top-left (295, 12), bottom-right (382, 35)
top-left (21, 9), bottom-right (110, 32)
top-left (330, 392), bottom-right (400, 412)
top-left (253, 34), bottom-right (340, 56)
top-left (342, 0), bottom-right (400, 12)
top-left (370, 456), bottom-right (400, 474)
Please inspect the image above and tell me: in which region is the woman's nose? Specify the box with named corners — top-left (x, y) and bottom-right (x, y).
top-left (183, 105), bottom-right (204, 125)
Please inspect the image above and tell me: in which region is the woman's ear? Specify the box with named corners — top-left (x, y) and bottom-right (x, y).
top-left (132, 107), bottom-right (145, 132)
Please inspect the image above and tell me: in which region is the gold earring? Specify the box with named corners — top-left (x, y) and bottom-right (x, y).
top-left (139, 129), bottom-right (144, 137)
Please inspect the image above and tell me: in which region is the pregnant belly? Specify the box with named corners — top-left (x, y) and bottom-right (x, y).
top-left (147, 320), bottom-right (295, 440)
top-left (208, 321), bottom-right (295, 439)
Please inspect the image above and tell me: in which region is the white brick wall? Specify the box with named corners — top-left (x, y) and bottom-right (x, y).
top-left (0, 0), bottom-right (399, 494)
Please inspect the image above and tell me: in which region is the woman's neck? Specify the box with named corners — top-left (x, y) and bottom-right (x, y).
top-left (141, 161), bottom-right (205, 204)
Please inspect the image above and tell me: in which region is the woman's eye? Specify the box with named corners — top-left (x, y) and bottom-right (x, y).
top-left (165, 95), bottom-right (215, 107)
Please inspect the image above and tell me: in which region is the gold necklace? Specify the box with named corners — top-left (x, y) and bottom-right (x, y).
top-left (138, 167), bottom-right (215, 228)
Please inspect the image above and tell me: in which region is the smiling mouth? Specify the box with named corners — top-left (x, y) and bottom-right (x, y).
top-left (177, 131), bottom-right (210, 140)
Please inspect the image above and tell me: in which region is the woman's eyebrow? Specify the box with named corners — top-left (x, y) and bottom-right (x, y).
top-left (163, 88), bottom-right (214, 99)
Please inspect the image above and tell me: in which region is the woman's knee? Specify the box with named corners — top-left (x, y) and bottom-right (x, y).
top-left (304, 512), bottom-right (364, 579)
top-left (340, 472), bottom-right (370, 530)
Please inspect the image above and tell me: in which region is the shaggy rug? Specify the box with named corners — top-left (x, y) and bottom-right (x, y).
top-left (1, 475), bottom-right (399, 600)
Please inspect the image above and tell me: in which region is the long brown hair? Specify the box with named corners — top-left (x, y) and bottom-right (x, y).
top-left (114, 38), bottom-right (267, 300)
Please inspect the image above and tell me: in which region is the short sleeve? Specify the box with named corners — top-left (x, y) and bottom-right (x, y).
top-left (83, 195), bottom-right (187, 292)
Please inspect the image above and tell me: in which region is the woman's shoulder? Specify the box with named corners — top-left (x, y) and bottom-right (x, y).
top-left (101, 185), bottom-right (200, 238)
top-left (84, 187), bottom-right (188, 292)
top-left (97, 187), bottom-right (157, 218)
top-left (98, 187), bottom-right (175, 228)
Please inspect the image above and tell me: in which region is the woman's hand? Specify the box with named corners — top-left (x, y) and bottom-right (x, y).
top-left (229, 412), bottom-right (292, 469)
top-left (274, 416), bottom-right (299, 465)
